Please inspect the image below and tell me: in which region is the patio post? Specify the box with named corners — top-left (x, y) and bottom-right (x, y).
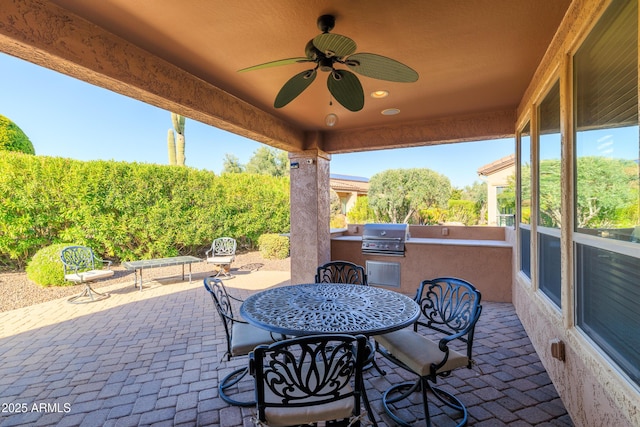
top-left (288, 149), bottom-right (332, 284)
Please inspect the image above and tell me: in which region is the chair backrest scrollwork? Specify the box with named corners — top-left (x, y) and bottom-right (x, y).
top-left (315, 261), bottom-right (367, 285)
top-left (251, 334), bottom-right (367, 426)
top-left (213, 237), bottom-right (236, 256)
top-left (415, 277), bottom-right (482, 367)
top-left (60, 246), bottom-right (97, 274)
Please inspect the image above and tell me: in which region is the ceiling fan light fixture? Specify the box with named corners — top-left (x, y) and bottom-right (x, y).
top-left (319, 57), bottom-right (334, 72)
top-left (371, 90), bottom-right (389, 99)
top-left (325, 113), bottom-right (338, 127)
top-left (381, 108), bottom-right (400, 115)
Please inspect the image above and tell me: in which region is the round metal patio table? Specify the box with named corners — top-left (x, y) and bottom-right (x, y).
top-left (240, 283), bottom-right (420, 336)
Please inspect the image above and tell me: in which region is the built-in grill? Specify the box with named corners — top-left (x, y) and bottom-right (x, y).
top-left (361, 223), bottom-right (409, 256)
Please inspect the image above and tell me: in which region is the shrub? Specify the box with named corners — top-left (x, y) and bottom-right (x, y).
top-left (0, 115), bottom-right (35, 154)
top-left (447, 199), bottom-right (480, 226)
top-left (347, 196), bottom-right (375, 224)
top-left (26, 243), bottom-right (75, 286)
top-left (258, 234), bottom-right (289, 260)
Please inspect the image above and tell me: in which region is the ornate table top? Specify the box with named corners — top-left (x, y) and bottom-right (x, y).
top-left (240, 283), bottom-right (420, 336)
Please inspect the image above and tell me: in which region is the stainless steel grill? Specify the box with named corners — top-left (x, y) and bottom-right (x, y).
top-left (361, 223), bottom-right (409, 256)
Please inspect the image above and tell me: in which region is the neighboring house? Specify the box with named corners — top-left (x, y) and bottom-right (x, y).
top-left (329, 174), bottom-right (369, 217)
top-left (477, 154), bottom-right (515, 226)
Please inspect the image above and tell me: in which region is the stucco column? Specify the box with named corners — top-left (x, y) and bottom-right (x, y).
top-left (288, 150), bottom-right (331, 284)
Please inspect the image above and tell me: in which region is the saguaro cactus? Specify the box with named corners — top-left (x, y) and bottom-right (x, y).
top-left (167, 112), bottom-right (186, 166)
top-left (167, 128), bottom-right (176, 165)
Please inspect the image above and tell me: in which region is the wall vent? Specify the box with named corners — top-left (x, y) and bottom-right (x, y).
top-left (366, 261), bottom-right (401, 288)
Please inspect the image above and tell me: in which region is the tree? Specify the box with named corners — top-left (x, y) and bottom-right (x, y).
top-left (503, 157), bottom-right (637, 229)
top-left (0, 115), bottom-right (35, 154)
top-left (222, 153), bottom-right (245, 173)
top-left (447, 199), bottom-right (479, 225)
top-left (462, 181), bottom-right (488, 224)
top-left (330, 189), bottom-right (346, 228)
top-left (244, 147), bottom-right (289, 177)
top-left (368, 168), bottom-right (452, 224)
top-left (538, 159), bottom-right (562, 227)
top-left (495, 175), bottom-right (515, 224)
top-left (347, 196), bottom-right (376, 224)
top-left (575, 156), bottom-right (637, 228)
top-left (167, 112), bottom-right (186, 166)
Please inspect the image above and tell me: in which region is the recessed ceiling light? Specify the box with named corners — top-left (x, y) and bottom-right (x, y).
top-left (381, 108), bottom-right (400, 115)
top-left (370, 90), bottom-right (389, 99)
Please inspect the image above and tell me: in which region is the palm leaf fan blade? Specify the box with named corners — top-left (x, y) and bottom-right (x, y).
top-left (346, 53), bottom-right (419, 82)
top-left (238, 57), bottom-right (311, 72)
top-left (274, 69), bottom-right (317, 108)
top-left (327, 70), bottom-right (364, 112)
top-left (313, 33), bottom-right (357, 57)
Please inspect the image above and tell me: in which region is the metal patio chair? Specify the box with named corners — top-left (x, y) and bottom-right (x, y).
top-left (204, 276), bottom-right (277, 407)
top-left (315, 260), bottom-right (368, 285)
top-left (374, 277), bottom-right (482, 427)
top-left (60, 245), bottom-right (114, 304)
top-left (250, 334), bottom-right (371, 427)
top-left (206, 237), bottom-right (237, 278)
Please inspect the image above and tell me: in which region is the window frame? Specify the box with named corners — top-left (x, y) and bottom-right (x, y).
top-left (517, 120), bottom-right (532, 280)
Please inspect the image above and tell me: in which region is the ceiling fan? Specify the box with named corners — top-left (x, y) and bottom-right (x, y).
top-left (238, 14), bottom-right (419, 112)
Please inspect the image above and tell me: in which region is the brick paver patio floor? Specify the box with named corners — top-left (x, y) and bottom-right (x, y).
top-left (0, 270), bottom-right (573, 426)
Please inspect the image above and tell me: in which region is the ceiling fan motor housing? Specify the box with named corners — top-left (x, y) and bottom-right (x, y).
top-left (317, 14), bottom-right (336, 33)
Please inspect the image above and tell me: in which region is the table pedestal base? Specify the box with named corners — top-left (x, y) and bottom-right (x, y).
top-left (382, 377), bottom-right (468, 427)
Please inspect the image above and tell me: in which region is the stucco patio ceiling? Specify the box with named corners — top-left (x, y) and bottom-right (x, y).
top-left (0, 0), bottom-right (570, 153)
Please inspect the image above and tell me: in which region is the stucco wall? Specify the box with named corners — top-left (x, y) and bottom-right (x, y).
top-left (513, 277), bottom-right (637, 427)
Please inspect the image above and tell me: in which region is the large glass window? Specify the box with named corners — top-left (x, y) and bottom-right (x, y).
top-left (574, 0), bottom-right (639, 243)
top-left (519, 122), bottom-right (531, 278)
top-left (574, 0), bottom-right (639, 386)
top-left (538, 81), bottom-right (562, 307)
top-left (576, 244), bottom-right (640, 384)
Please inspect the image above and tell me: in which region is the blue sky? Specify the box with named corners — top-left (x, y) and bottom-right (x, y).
top-left (0, 53), bottom-right (515, 188)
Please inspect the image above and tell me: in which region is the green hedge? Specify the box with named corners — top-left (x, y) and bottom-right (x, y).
top-left (0, 152), bottom-right (290, 269)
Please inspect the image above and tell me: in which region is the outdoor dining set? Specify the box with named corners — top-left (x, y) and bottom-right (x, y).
top-left (58, 239), bottom-right (483, 426)
top-left (204, 259), bottom-right (483, 427)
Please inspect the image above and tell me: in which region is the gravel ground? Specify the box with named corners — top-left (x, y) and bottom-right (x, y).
top-left (0, 251), bottom-right (290, 312)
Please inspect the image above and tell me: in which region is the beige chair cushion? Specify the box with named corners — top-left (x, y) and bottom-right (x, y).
top-left (264, 394), bottom-right (354, 427)
top-left (375, 329), bottom-right (468, 376)
top-left (262, 363), bottom-right (355, 427)
top-left (207, 256), bottom-right (235, 264)
top-left (64, 269), bottom-right (114, 283)
top-left (230, 323), bottom-right (275, 356)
